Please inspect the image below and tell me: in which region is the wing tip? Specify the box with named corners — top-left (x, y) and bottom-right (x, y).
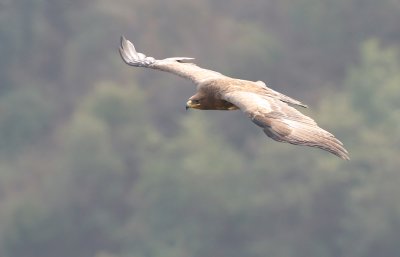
top-left (342, 155), bottom-right (351, 160)
top-left (326, 135), bottom-right (350, 160)
top-left (120, 35), bottom-right (126, 45)
top-left (336, 146), bottom-right (350, 160)
top-left (119, 35), bottom-right (155, 67)
top-left (261, 119), bottom-right (350, 160)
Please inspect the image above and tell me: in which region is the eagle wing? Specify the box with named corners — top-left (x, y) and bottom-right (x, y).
top-left (223, 91), bottom-right (350, 160)
top-left (119, 36), bottom-right (226, 84)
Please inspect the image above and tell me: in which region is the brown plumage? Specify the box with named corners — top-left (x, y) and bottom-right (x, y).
top-left (119, 36), bottom-right (349, 160)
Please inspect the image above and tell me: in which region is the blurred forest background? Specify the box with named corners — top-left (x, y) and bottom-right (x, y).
top-left (0, 0), bottom-right (400, 256)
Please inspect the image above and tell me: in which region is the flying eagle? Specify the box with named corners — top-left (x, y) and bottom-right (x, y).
top-left (119, 36), bottom-right (349, 160)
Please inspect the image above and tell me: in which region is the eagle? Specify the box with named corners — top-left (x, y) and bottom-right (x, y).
top-left (119, 36), bottom-right (349, 160)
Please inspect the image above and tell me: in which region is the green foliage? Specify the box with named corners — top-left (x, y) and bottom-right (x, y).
top-left (0, 88), bottom-right (54, 156)
top-left (347, 40), bottom-right (400, 125)
top-left (342, 40), bottom-right (400, 257)
top-left (3, 200), bottom-right (51, 257)
top-left (222, 22), bottom-right (282, 79)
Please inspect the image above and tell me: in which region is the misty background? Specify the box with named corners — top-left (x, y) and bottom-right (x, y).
top-left (0, 0), bottom-right (399, 256)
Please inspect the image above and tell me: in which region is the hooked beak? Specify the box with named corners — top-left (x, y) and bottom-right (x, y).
top-left (186, 100), bottom-right (200, 110)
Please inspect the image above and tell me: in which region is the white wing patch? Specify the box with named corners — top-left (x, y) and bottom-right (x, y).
top-left (284, 119), bottom-right (302, 129)
top-left (224, 92), bottom-right (273, 113)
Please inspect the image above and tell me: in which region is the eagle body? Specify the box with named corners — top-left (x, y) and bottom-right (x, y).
top-left (119, 36), bottom-right (349, 160)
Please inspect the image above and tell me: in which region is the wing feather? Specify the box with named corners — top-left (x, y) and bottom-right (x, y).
top-left (223, 91), bottom-right (350, 160)
top-left (119, 36), bottom-right (226, 84)
top-left (255, 81), bottom-right (308, 108)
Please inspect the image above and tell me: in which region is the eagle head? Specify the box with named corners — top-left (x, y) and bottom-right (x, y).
top-left (186, 98), bottom-right (202, 110)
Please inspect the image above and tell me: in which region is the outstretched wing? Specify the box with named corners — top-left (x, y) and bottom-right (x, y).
top-left (223, 91), bottom-right (350, 160)
top-left (119, 36), bottom-right (226, 84)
